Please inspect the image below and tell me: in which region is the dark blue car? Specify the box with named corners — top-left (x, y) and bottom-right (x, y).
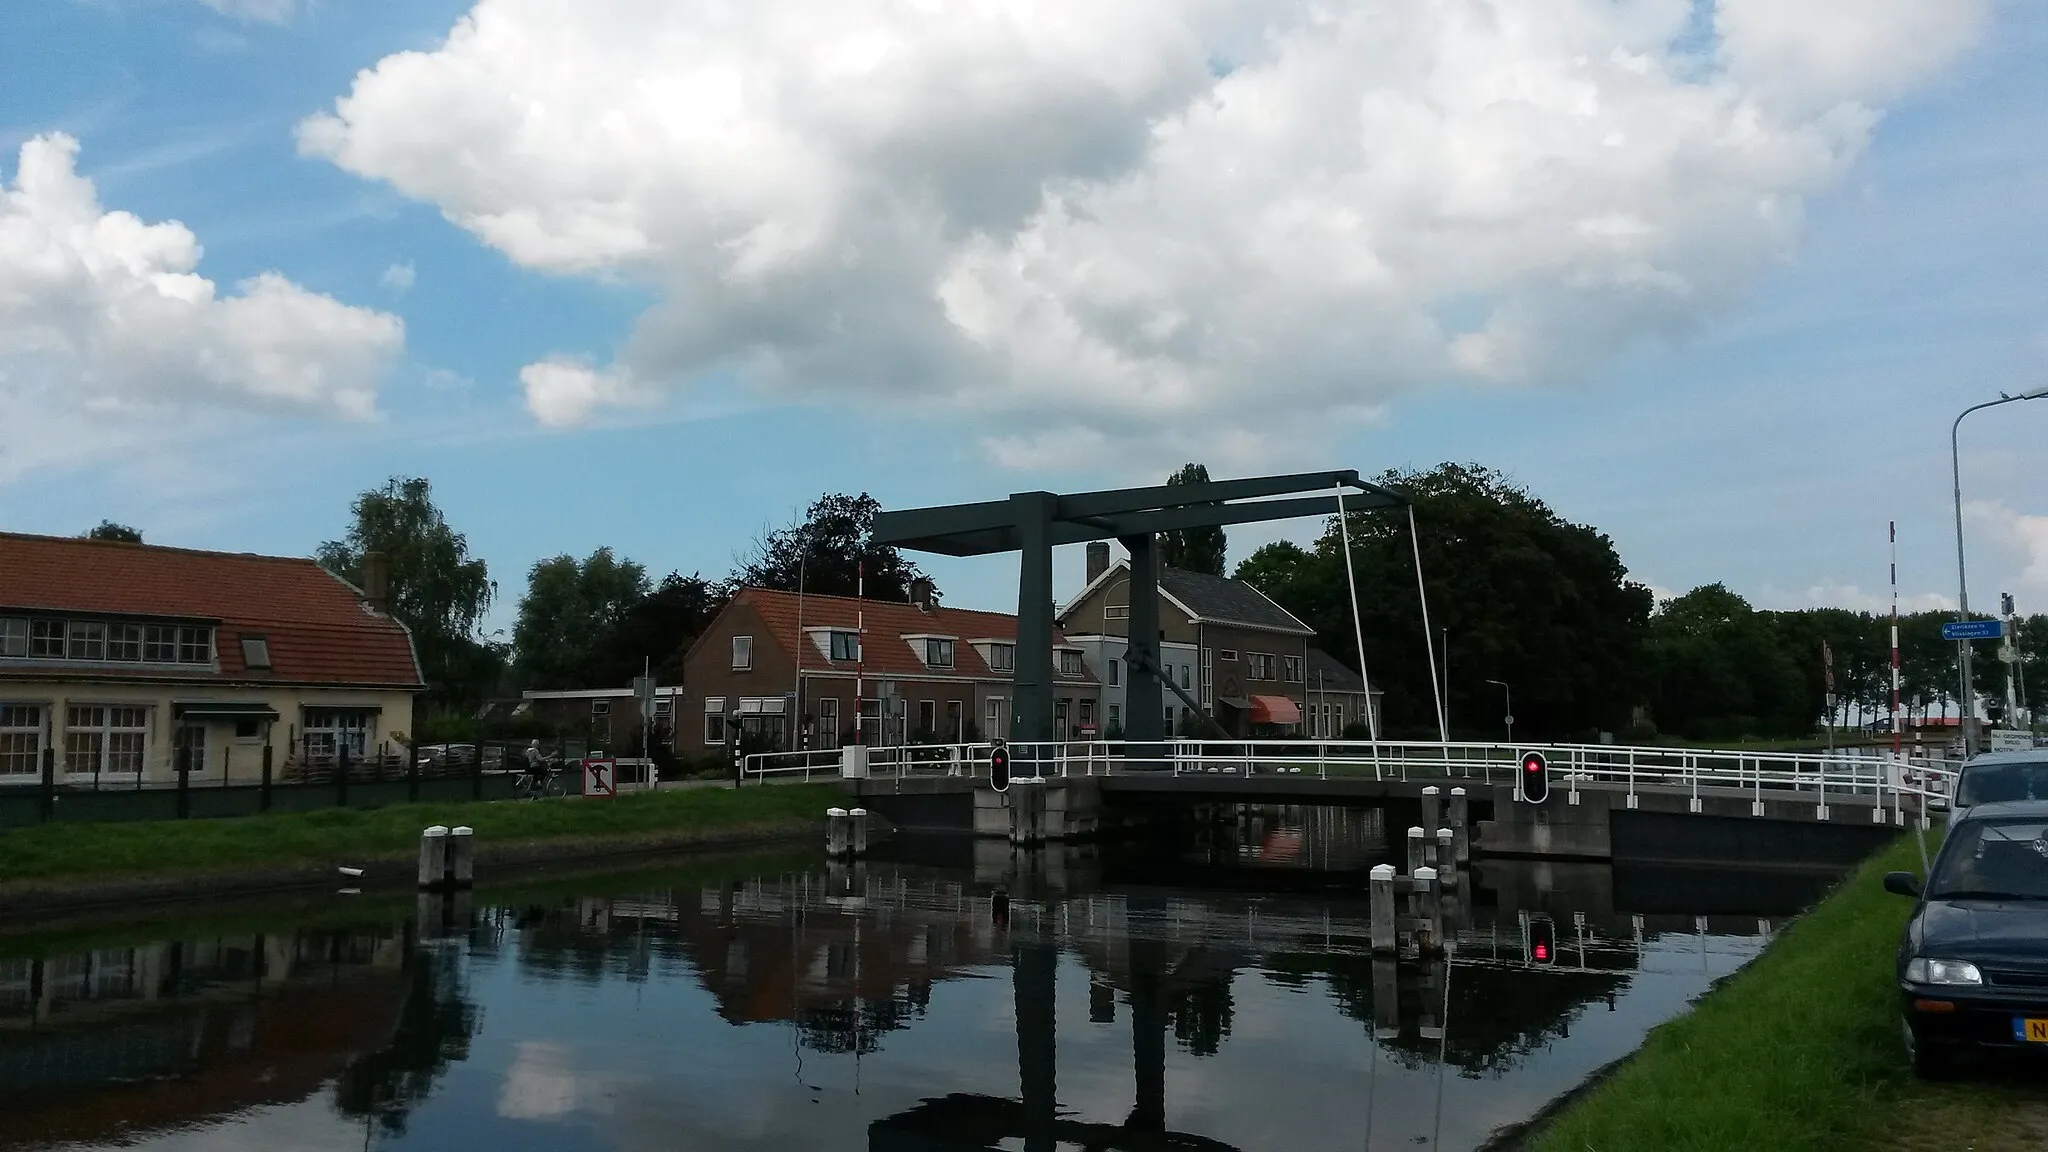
top-left (1886, 800), bottom-right (2048, 1076)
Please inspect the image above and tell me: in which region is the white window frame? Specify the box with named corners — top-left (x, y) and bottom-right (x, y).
top-left (240, 634), bottom-right (271, 670)
top-left (1057, 649), bottom-right (1084, 676)
top-left (816, 697), bottom-right (841, 747)
top-left (924, 638), bottom-right (955, 668)
top-left (64, 704), bottom-right (149, 780)
top-left (829, 631), bottom-right (860, 661)
top-left (985, 697), bottom-right (1003, 739)
top-left (592, 700), bottom-right (611, 716)
top-left (0, 704), bottom-right (43, 779)
top-left (732, 635), bottom-right (753, 671)
top-left (987, 643), bottom-right (1016, 672)
top-left (177, 626), bottom-right (212, 664)
top-left (303, 709), bottom-right (374, 761)
top-left (917, 699), bottom-right (937, 734)
top-left (0, 618), bottom-right (24, 659)
top-left (29, 620), bottom-right (64, 659)
top-left (704, 697), bottom-right (727, 745)
top-left (143, 624), bottom-right (177, 663)
top-left (1107, 703), bottom-right (1122, 729)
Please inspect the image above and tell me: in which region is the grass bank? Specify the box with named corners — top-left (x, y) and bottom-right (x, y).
top-left (0, 784), bottom-right (839, 893)
top-left (1528, 831), bottom-right (2048, 1152)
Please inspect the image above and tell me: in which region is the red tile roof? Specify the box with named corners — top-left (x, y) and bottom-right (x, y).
top-left (725, 587), bottom-right (1097, 684)
top-left (0, 533), bottom-right (423, 688)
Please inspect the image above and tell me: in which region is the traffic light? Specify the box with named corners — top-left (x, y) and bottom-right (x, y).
top-left (990, 743), bottom-right (1011, 793)
top-left (1529, 914), bottom-right (1556, 965)
top-left (1520, 750), bottom-right (1549, 804)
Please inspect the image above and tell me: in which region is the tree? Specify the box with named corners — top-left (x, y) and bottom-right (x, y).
top-left (737, 492), bottom-right (932, 602)
top-left (512, 549), bottom-right (651, 689)
top-left (317, 478), bottom-right (498, 710)
top-left (83, 521), bottom-right (142, 543)
top-left (585, 572), bottom-right (731, 687)
top-left (1159, 463), bottom-right (1227, 575)
top-left (1234, 463), bottom-right (1651, 739)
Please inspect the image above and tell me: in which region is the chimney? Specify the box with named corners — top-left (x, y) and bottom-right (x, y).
top-left (361, 551), bottom-right (391, 613)
top-left (1086, 541), bottom-right (1110, 585)
top-left (910, 577), bottom-right (936, 614)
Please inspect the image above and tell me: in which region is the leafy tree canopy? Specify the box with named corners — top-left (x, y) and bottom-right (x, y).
top-left (84, 520), bottom-right (143, 543)
top-left (1159, 463), bottom-right (1227, 575)
top-left (737, 492), bottom-right (932, 602)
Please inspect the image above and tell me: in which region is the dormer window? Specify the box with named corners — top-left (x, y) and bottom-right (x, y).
top-left (924, 638), bottom-right (954, 668)
top-left (986, 643), bottom-right (1016, 672)
top-left (1058, 650), bottom-right (1084, 676)
top-left (830, 631), bottom-right (860, 662)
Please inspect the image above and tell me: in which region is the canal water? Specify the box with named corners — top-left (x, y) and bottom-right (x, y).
top-left (0, 808), bottom-right (1841, 1151)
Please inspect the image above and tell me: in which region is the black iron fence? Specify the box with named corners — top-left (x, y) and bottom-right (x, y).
top-left (0, 739), bottom-right (530, 828)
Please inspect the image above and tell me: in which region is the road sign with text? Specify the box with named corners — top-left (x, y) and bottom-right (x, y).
top-left (1941, 620), bottom-right (2005, 642)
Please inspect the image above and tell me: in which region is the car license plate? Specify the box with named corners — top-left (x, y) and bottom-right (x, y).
top-left (2013, 1018), bottom-right (2048, 1043)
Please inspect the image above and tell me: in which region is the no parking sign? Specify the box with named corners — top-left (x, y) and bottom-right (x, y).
top-left (582, 757), bottom-right (617, 798)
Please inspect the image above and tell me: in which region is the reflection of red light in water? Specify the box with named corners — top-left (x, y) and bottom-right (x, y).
top-left (1258, 829), bottom-right (1304, 862)
top-left (1534, 943), bottom-right (1548, 961)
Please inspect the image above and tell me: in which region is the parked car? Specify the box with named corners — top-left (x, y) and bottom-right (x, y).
top-left (1948, 750), bottom-right (2048, 830)
top-left (1885, 799), bottom-right (2048, 1076)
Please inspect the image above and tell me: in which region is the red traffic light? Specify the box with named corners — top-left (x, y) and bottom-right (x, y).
top-left (1529, 915), bottom-right (1556, 965)
top-left (990, 745), bottom-right (1011, 793)
top-left (1520, 750), bottom-right (1550, 804)
top-left (1534, 942), bottom-right (1549, 962)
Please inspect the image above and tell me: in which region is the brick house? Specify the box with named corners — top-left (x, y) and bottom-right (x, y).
top-left (517, 685), bottom-right (686, 755)
top-left (676, 587), bottom-right (1101, 759)
top-left (1058, 542), bottom-right (1316, 737)
top-left (0, 533), bottom-right (423, 786)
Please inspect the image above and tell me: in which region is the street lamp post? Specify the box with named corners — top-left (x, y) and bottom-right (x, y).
top-left (1486, 679), bottom-right (1513, 747)
top-left (1951, 386), bottom-right (2048, 757)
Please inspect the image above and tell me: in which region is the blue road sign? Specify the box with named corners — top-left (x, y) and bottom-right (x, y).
top-left (1941, 619), bottom-right (2006, 642)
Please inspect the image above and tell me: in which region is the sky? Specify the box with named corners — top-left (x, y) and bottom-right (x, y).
top-left (1, 0), bottom-right (2044, 633)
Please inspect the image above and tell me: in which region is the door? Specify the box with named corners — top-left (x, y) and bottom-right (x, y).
top-left (174, 723), bottom-right (207, 777)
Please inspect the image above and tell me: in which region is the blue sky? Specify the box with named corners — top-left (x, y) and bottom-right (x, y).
top-left (2, 0), bottom-right (2043, 633)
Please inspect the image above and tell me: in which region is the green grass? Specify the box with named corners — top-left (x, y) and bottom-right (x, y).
top-left (0, 784), bottom-right (839, 888)
top-left (1530, 830), bottom-right (2048, 1152)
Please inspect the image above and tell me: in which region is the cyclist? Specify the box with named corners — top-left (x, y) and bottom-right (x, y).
top-left (515, 740), bottom-right (558, 798)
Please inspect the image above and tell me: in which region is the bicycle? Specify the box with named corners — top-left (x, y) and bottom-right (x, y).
top-left (513, 760), bottom-right (570, 800)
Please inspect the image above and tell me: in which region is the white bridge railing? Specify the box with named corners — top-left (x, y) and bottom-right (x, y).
top-left (745, 739), bottom-right (1959, 824)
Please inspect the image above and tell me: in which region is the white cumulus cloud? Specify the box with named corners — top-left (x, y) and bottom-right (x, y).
top-left (1966, 501), bottom-right (2048, 611)
top-left (0, 133), bottom-right (402, 478)
top-left (380, 260), bottom-right (416, 293)
top-left (299, 0), bottom-right (1989, 459)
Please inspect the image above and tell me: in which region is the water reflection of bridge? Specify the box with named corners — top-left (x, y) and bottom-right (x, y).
top-left (505, 842), bottom-right (1789, 1152)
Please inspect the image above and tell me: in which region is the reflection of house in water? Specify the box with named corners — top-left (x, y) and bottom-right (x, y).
top-left (497, 864), bottom-right (1010, 1055)
top-left (0, 927), bottom-right (417, 1149)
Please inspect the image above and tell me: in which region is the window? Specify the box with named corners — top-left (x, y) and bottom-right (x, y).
top-left (704, 697), bottom-right (727, 745)
top-left (1104, 605), bottom-right (1130, 620)
top-left (1054, 700), bottom-right (1069, 735)
top-left (143, 625), bottom-right (178, 663)
top-left (0, 705), bottom-right (41, 777)
top-left (1165, 705), bottom-right (1176, 730)
top-left (1202, 649), bottom-right (1214, 707)
top-left (1058, 650), bottom-right (1084, 676)
top-left (1107, 658), bottom-right (1120, 686)
top-left (924, 638), bottom-right (954, 668)
top-left (918, 699), bottom-right (936, 734)
top-left (1179, 664), bottom-right (1191, 690)
top-left (654, 698), bottom-right (673, 718)
top-left (986, 697), bottom-right (1003, 738)
top-left (0, 618), bottom-right (26, 658)
top-left (1219, 649), bottom-right (1237, 662)
top-left (177, 626), bottom-right (212, 664)
top-left (987, 643), bottom-right (1016, 672)
top-left (732, 635), bottom-right (753, 671)
top-left (1079, 699), bottom-right (1095, 729)
top-left (65, 706), bottom-right (148, 776)
top-left (240, 635), bottom-right (271, 670)
top-left (233, 718), bottom-right (261, 739)
top-left (829, 631), bottom-right (860, 661)
top-left (817, 698), bottom-right (840, 746)
top-left (108, 623), bottom-right (141, 662)
top-left (592, 700), bottom-right (611, 716)
top-left (303, 709), bottom-right (372, 760)
top-left (1283, 655), bottom-right (1303, 683)
top-left (66, 620), bottom-right (105, 661)
top-left (1249, 653), bottom-right (1276, 681)
top-left (29, 620), bottom-right (64, 658)
top-left (1108, 704), bottom-right (1122, 729)
top-left (946, 700), bottom-right (963, 741)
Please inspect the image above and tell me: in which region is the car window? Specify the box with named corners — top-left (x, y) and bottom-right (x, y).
top-left (1956, 763), bottom-right (2048, 807)
top-left (1929, 818), bottom-right (2048, 900)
